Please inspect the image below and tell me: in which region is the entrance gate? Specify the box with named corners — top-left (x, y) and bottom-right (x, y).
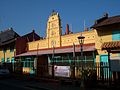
top-left (48, 54), bottom-right (95, 78)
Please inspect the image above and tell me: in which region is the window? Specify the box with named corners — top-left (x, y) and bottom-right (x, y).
top-left (22, 59), bottom-right (34, 68)
top-left (7, 58), bottom-right (10, 63)
top-left (100, 55), bottom-right (108, 63)
top-left (11, 57), bottom-right (14, 63)
top-left (112, 30), bottom-right (120, 40)
top-left (1, 58), bottom-right (4, 63)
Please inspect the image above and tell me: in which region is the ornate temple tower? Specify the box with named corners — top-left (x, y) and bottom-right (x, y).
top-left (46, 11), bottom-right (62, 48)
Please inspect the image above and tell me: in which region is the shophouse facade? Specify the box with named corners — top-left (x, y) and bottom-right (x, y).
top-left (0, 28), bottom-right (20, 72)
top-left (0, 28), bottom-right (40, 73)
top-left (0, 28), bottom-right (19, 64)
top-left (15, 30), bottom-right (41, 74)
top-left (92, 13), bottom-right (120, 81)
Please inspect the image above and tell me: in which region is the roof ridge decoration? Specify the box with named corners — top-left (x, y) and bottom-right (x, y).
top-left (51, 10), bottom-right (59, 16)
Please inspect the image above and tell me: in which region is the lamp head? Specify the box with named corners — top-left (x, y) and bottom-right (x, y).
top-left (77, 34), bottom-right (85, 45)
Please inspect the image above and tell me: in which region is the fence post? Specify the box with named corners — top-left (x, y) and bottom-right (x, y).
top-left (108, 50), bottom-right (111, 86)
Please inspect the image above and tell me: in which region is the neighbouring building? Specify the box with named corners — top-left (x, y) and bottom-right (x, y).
top-left (16, 30), bottom-right (41, 55)
top-left (0, 28), bottom-right (41, 73)
top-left (15, 30), bottom-right (41, 74)
top-left (91, 13), bottom-right (120, 82)
top-left (0, 28), bottom-right (19, 64)
top-left (0, 28), bottom-right (20, 72)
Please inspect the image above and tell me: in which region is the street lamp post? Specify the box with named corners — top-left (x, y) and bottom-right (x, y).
top-left (77, 34), bottom-right (85, 90)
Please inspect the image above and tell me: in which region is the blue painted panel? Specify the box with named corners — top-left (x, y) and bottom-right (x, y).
top-left (30, 69), bottom-right (35, 74)
top-left (112, 30), bottom-right (120, 40)
top-left (7, 58), bottom-right (10, 63)
top-left (11, 57), bottom-right (14, 63)
top-left (100, 55), bottom-right (108, 62)
top-left (100, 55), bottom-right (111, 78)
top-left (1, 58), bottom-right (4, 63)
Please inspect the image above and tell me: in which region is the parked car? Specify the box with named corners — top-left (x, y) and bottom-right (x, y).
top-left (0, 66), bottom-right (10, 78)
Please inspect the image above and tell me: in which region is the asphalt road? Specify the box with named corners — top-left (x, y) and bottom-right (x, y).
top-left (0, 78), bottom-right (45, 90)
top-left (0, 77), bottom-right (111, 90)
top-left (0, 83), bottom-right (30, 90)
top-left (0, 77), bottom-right (78, 90)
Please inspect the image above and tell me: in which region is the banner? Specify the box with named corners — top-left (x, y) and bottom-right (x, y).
top-left (54, 66), bottom-right (70, 77)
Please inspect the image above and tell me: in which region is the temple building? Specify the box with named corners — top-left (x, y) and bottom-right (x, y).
top-left (15, 11), bottom-right (120, 81)
top-left (16, 11), bottom-right (96, 78)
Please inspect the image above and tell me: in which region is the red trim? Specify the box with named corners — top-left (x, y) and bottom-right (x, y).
top-left (28, 43), bottom-right (95, 52)
top-left (16, 43), bottom-right (95, 57)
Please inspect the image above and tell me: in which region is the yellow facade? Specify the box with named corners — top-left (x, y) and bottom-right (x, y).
top-left (27, 12), bottom-right (97, 78)
top-left (94, 29), bottom-right (112, 50)
top-left (61, 31), bottom-right (95, 47)
top-left (94, 26), bottom-right (120, 62)
top-left (0, 48), bottom-right (15, 63)
top-left (28, 12), bottom-right (120, 65)
top-left (1, 11), bottom-right (118, 65)
top-left (94, 29), bottom-right (112, 62)
top-left (28, 12), bottom-right (95, 51)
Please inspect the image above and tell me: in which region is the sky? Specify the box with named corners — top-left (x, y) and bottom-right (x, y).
top-left (0, 0), bottom-right (120, 37)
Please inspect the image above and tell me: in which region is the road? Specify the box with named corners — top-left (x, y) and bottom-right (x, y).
top-left (0, 77), bottom-right (109, 90)
top-left (0, 78), bottom-right (47, 90)
top-left (0, 83), bottom-right (30, 90)
top-left (0, 77), bottom-right (80, 90)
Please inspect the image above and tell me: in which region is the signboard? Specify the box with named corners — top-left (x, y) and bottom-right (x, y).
top-left (54, 66), bottom-right (70, 77)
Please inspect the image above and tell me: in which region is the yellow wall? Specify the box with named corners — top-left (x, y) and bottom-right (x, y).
top-left (28, 39), bottom-right (48, 50)
top-left (0, 48), bottom-right (15, 63)
top-left (94, 28), bottom-right (112, 62)
top-left (61, 30), bottom-right (95, 46)
top-left (28, 30), bottom-right (95, 51)
top-left (94, 29), bottom-right (112, 50)
top-left (0, 49), bottom-right (4, 61)
top-left (94, 24), bottom-right (120, 62)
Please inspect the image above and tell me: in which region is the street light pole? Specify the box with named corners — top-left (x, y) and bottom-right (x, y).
top-left (77, 33), bottom-right (85, 90)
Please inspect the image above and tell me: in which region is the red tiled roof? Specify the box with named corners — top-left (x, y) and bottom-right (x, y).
top-left (16, 43), bottom-right (95, 57)
top-left (102, 41), bottom-right (120, 50)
